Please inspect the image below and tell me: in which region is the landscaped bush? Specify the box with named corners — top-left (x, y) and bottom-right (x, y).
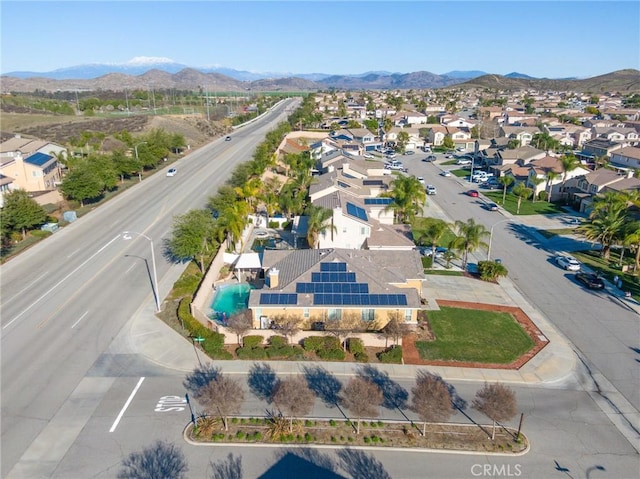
top-left (178, 297), bottom-right (229, 358)
top-left (422, 256), bottom-right (433, 269)
top-left (302, 336), bottom-right (325, 351)
top-left (266, 345), bottom-right (297, 359)
top-left (377, 345), bottom-right (403, 363)
top-left (321, 336), bottom-right (342, 350)
top-left (317, 347), bottom-right (346, 361)
top-left (269, 335), bottom-right (288, 347)
top-left (236, 346), bottom-right (267, 360)
top-left (347, 337), bottom-right (365, 355)
top-left (243, 335), bottom-right (264, 348)
top-left (354, 351), bottom-right (369, 363)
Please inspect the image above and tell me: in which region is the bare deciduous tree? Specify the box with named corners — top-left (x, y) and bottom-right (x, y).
top-left (183, 363), bottom-right (220, 399)
top-left (226, 310), bottom-right (252, 345)
top-left (325, 312), bottom-right (368, 351)
top-left (198, 375), bottom-right (245, 431)
top-left (271, 376), bottom-right (315, 432)
top-left (117, 440), bottom-right (188, 479)
top-left (472, 382), bottom-right (517, 439)
top-left (410, 372), bottom-right (453, 436)
top-left (340, 377), bottom-right (383, 434)
top-left (209, 453), bottom-right (243, 479)
top-left (271, 314), bottom-right (303, 343)
top-left (380, 313), bottom-right (410, 347)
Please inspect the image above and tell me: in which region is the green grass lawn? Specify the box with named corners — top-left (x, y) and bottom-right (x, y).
top-left (415, 307), bottom-right (535, 363)
top-left (452, 168), bottom-right (471, 178)
top-left (424, 269), bottom-right (464, 276)
top-left (537, 228), bottom-right (578, 239)
top-left (411, 217), bottom-right (457, 247)
top-left (483, 191), bottom-right (565, 215)
top-left (441, 159), bottom-right (458, 166)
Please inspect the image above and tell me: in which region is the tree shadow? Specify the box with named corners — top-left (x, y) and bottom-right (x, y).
top-left (209, 453), bottom-right (243, 479)
top-left (630, 346), bottom-right (640, 364)
top-left (117, 440), bottom-right (188, 479)
top-left (182, 363), bottom-right (220, 398)
top-left (357, 364), bottom-right (408, 410)
top-left (247, 362), bottom-right (279, 403)
top-left (260, 450), bottom-right (344, 479)
top-left (335, 448), bottom-right (392, 479)
top-left (302, 365), bottom-right (342, 407)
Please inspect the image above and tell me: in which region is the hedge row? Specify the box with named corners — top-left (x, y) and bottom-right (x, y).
top-left (178, 297), bottom-right (232, 359)
top-left (377, 345), bottom-right (403, 364)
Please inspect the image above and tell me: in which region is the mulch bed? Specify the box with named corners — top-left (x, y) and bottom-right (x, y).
top-left (402, 300), bottom-right (548, 370)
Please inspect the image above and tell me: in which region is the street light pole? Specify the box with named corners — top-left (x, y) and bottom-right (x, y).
top-left (488, 219), bottom-right (512, 261)
top-left (123, 231), bottom-right (161, 312)
top-left (134, 142), bottom-right (148, 182)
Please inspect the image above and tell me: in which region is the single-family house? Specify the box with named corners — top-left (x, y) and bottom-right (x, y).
top-left (499, 126), bottom-right (541, 147)
top-left (609, 146), bottom-right (640, 172)
top-left (247, 248), bottom-right (425, 330)
top-left (0, 135), bottom-right (65, 192)
top-left (571, 169), bottom-right (640, 212)
top-left (525, 156), bottom-right (589, 201)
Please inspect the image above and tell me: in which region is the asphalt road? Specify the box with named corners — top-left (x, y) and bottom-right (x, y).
top-left (0, 98), bottom-right (300, 477)
top-left (403, 153), bottom-right (640, 411)
top-left (48, 369), bottom-right (639, 478)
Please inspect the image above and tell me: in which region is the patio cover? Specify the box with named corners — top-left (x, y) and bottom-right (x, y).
top-left (234, 252), bottom-right (262, 270)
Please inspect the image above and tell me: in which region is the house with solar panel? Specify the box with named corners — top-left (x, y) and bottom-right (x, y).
top-left (0, 135), bottom-right (65, 192)
top-left (247, 248), bottom-right (424, 330)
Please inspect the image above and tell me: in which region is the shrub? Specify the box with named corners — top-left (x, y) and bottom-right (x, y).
top-left (363, 437), bottom-right (371, 444)
top-left (304, 432), bottom-right (312, 442)
top-left (236, 347), bottom-right (267, 360)
top-left (329, 419), bottom-right (337, 427)
top-left (322, 336), bottom-right (342, 350)
top-left (421, 255), bottom-right (433, 269)
top-left (478, 260), bottom-right (508, 282)
top-left (243, 335), bottom-right (264, 348)
top-left (269, 335), bottom-right (288, 347)
top-left (317, 348), bottom-right (346, 361)
top-left (235, 431), bottom-right (245, 439)
top-left (377, 345), bottom-right (403, 364)
top-left (354, 352), bottom-right (369, 362)
top-left (266, 345), bottom-right (296, 359)
top-left (31, 229), bottom-right (52, 238)
top-left (347, 337), bottom-right (365, 354)
top-left (302, 336), bottom-right (325, 351)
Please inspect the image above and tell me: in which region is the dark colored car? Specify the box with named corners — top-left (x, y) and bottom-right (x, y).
top-left (422, 155), bottom-right (436, 162)
top-left (225, 136), bottom-right (232, 141)
top-left (575, 272), bottom-right (605, 289)
top-left (484, 202), bottom-right (499, 211)
top-left (467, 189), bottom-right (479, 197)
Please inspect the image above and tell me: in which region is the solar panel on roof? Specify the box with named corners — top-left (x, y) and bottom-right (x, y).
top-left (346, 202), bottom-right (368, 221)
top-left (364, 197), bottom-right (393, 205)
top-left (320, 262), bottom-right (347, 272)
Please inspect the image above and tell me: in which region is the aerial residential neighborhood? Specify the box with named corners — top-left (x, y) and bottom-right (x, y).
top-left (1, 1), bottom-right (639, 474)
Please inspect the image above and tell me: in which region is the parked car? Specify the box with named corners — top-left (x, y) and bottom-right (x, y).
top-left (225, 136), bottom-right (232, 141)
top-left (575, 272), bottom-right (605, 289)
top-left (484, 202), bottom-right (499, 211)
top-left (166, 168), bottom-right (177, 177)
top-left (466, 189), bottom-right (479, 197)
top-left (555, 254), bottom-right (581, 271)
top-left (440, 170), bottom-right (452, 177)
top-left (426, 185), bottom-right (437, 195)
top-left (422, 155), bottom-right (436, 162)
top-left (457, 158), bottom-right (472, 166)
top-left (363, 153), bottom-right (374, 159)
top-left (423, 246), bottom-right (448, 258)
top-left (417, 176), bottom-right (425, 185)
top-left (405, 150), bottom-right (415, 155)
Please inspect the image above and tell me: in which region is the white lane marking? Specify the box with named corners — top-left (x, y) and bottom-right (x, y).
top-left (71, 311), bottom-right (89, 329)
top-left (2, 271), bottom-right (49, 305)
top-left (3, 234), bottom-right (122, 330)
top-left (66, 248), bottom-right (81, 258)
top-left (125, 263), bottom-right (136, 275)
top-left (109, 377), bottom-right (145, 433)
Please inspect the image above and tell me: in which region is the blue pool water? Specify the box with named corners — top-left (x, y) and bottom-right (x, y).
top-left (210, 283), bottom-right (252, 319)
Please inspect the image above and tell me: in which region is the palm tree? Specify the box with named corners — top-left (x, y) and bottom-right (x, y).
top-left (579, 193), bottom-right (627, 259)
top-left (219, 201), bottom-right (250, 252)
top-left (544, 170), bottom-right (559, 203)
top-left (560, 154), bottom-right (580, 204)
top-left (512, 182), bottom-right (533, 214)
top-left (528, 176), bottom-right (544, 203)
top-left (305, 205), bottom-right (336, 249)
top-left (498, 175), bottom-right (514, 204)
top-left (416, 219), bottom-right (451, 258)
top-left (450, 218), bottom-right (490, 270)
top-left (385, 175), bottom-right (426, 224)
top-left (622, 221), bottom-right (640, 272)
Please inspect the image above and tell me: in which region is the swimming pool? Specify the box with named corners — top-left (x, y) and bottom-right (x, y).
top-left (210, 283), bottom-right (252, 319)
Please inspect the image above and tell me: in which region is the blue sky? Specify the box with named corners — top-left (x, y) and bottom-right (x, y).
top-left (2, 1), bottom-right (638, 78)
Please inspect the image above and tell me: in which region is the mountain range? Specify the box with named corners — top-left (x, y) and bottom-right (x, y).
top-left (1, 59), bottom-right (638, 93)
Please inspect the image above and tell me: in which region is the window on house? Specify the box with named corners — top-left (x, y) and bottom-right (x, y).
top-left (361, 309), bottom-right (375, 322)
top-left (303, 308), bottom-right (310, 318)
top-left (404, 309), bottom-right (412, 322)
top-left (360, 227), bottom-right (366, 235)
top-left (327, 309), bottom-right (342, 321)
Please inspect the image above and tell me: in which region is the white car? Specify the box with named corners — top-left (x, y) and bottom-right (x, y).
top-left (439, 170), bottom-right (452, 177)
top-left (363, 153), bottom-right (374, 159)
top-left (555, 254), bottom-right (581, 271)
top-left (456, 159), bottom-right (472, 166)
top-left (166, 168), bottom-right (177, 177)
top-left (426, 185), bottom-right (437, 195)
top-left (417, 176), bottom-right (425, 185)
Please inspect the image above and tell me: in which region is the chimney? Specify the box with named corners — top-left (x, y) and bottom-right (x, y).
top-left (267, 268), bottom-right (279, 289)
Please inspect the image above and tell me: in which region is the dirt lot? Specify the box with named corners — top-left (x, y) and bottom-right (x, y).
top-left (0, 104), bottom-right (227, 149)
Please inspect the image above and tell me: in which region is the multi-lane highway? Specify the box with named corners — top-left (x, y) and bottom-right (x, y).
top-left (0, 98), bottom-right (299, 477)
